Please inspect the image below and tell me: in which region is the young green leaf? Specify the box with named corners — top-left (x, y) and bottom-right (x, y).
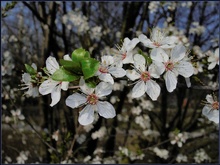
top-left (81, 58), bottom-right (100, 80)
top-left (59, 59), bottom-right (82, 74)
top-left (25, 64), bottom-right (37, 75)
top-left (51, 67), bottom-right (79, 82)
top-left (71, 48), bottom-right (90, 62)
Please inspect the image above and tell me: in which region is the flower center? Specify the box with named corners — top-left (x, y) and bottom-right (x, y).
top-left (153, 42), bottom-right (161, 47)
top-left (87, 94), bottom-right (98, 105)
top-left (212, 101), bottom-right (219, 110)
top-left (165, 61), bottom-right (174, 71)
top-left (99, 66), bottom-right (108, 73)
top-left (122, 53), bottom-right (126, 60)
top-left (140, 71), bottom-right (151, 82)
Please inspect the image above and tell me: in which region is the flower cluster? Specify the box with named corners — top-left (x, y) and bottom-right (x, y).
top-left (20, 27), bottom-right (218, 126)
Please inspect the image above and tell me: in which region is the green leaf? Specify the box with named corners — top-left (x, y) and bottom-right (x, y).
top-left (85, 77), bottom-right (98, 88)
top-left (25, 64), bottom-right (37, 75)
top-left (138, 49), bottom-right (152, 65)
top-left (71, 48), bottom-right (90, 62)
top-left (81, 58), bottom-right (100, 80)
top-left (59, 59), bottom-right (82, 74)
top-left (51, 67), bottom-right (79, 82)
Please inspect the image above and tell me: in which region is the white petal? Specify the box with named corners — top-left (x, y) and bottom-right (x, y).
top-left (150, 48), bottom-right (169, 63)
top-left (161, 36), bottom-right (178, 47)
top-left (164, 71), bottom-right (177, 93)
top-left (124, 37), bottom-right (139, 51)
top-left (61, 81), bottom-right (69, 91)
top-left (145, 80), bottom-right (161, 101)
top-left (202, 105), bottom-right (219, 124)
top-left (150, 62), bottom-right (165, 76)
top-left (78, 105), bottom-right (94, 125)
top-left (39, 79), bottom-right (59, 95)
top-left (98, 73), bottom-right (114, 84)
top-left (66, 93), bottom-right (87, 109)
top-left (170, 45), bottom-right (186, 62)
top-left (97, 101), bottom-right (116, 118)
top-left (126, 69), bottom-right (140, 81)
top-left (175, 61), bottom-right (194, 78)
top-left (22, 73), bottom-right (31, 84)
top-left (134, 54), bottom-right (146, 71)
top-left (79, 77), bottom-right (94, 95)
top-left (31, 63), bottom-right (37, 70)
top-left (208, 62), bottom-right (217, 70)
top-left (50, 85), bottom-right (61, 106)
top-left (122, 51), bottom-right (134, 64)
top-left (185, 77), bottom-right (191, 88)
top-left (46, 56), bottom-right (59, 74)
top-left (108, 67), bottom-right (126, 78)
top-left (148, 63), bottom-right (161, 78)
top-left (95, 82), bottom-right (113, 97)
top-left (138, 34), bottom-right (154, 48)
top-left (63, 54), bottom-right (72, 61)
top-left (132, 81), bottom-right (145, 98)
top-left (101, 55), bottom-right (114, 66)
top-left (206, 94), bottom-right (214, 104)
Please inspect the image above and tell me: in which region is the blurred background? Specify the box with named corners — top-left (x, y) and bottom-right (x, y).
top-left (1, 1), bottom-right (219, 164)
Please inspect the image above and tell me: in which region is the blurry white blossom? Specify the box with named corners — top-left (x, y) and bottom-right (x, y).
top-left (11, 109), bottom-right (25, 123)
top-left (76, 134), bottom-right (86, 144)
top-left (170, 132), bottom-right (188, 147)
top-left (90, 26), bottom-right (102, 40)
top-left (176, 153), bottom-right (188, 163)
top-left (148, 2), bottom-right (160, 13)
top-left (152, 147), bottom-right (169, 159)
top-left (135, 115), bottom-right (151, 129)
top-left (1, 51), bottom-right (15, 76)
top-left (207, 48), bottom-right (219, 70)
top-left (91, 126), bottom-right (107, 140)
top-left (189, 22), bottom-right (205, 35)
top-left (16, 151), bottom-right (29, 164)
top-left (193, 148), bottom-right (211, 163)
top-left (52, 130), bottom-right (59, 141)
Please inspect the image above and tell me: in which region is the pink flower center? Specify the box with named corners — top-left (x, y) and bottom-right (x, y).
top-left (87, 94), bottom-right (98, 105)
top-left (212, 101), bottom-right (219, 110)
top-left (99, 66), bottom-right (108, 73)
top-left (122, 53), bottom-right (126, 60)
top-left (153, 42), bottom-right (161, 47)
top-left (140, 71), bottom-right (151, 82)
top-left (165, 61), bottom-right (174, 71)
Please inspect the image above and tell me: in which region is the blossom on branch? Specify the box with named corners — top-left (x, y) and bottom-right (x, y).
top-left (207, 48), bottom-right (219, 70)
top-left (39, 56), bottom-right (69, 107)
top-left (65, 77), bottom-right (115, 125)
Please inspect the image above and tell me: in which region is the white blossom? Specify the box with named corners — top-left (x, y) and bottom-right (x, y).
top-left (207, 48), bottom-right (219, 70)
top-left (176, 154), bottom-right (188, 163)
top-left (193, 148), bottom-right (211, 163)
top-left (202, 94), bottom-right (219, 124)
top-left (152, 147), bottom-right (169, 160)
top-left (66, 77), bottom-right (115, 125)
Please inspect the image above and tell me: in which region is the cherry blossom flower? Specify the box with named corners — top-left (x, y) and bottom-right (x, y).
top-left (126, 54), bottom-right (161, 100)
top-left (39, 56), bottom-right (69, 107)
top-left (65, 77), bottom-right (115, 125)
top-left (139, 28), bottom-right (178, 49)
top-left (150, 45), bottom-right (194, 92)
top-left (208, 48), bottom-right (219, 70)
top-left (170, 133), bottom-right (187, 147)
top-left (21, 63), bottom-right (39, 97)
top-left (202, 94), bottom-right (219, 124)
top-left (112, 37), bottom-right (139, 67)
top-left (96, 55), bottom-right (126, 84)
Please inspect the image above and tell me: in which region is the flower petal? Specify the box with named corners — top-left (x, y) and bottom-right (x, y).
top-left (164, 71), bottom-right (177, 93)
top-left (97, 101), bottom-right (116, 118)
top-left (50, 85), bottom-right (61, 106)
top-left (22, 73), bottom-right (31, 84)
top-left (61, 81), bottom-right (69, 91)
top-left (108, 67), bottom-right (126, 78)
top-left (132, 81), bottom-right (145, 98)
top-left (170, 45), bottom-right (186, 62)
top-left (150, 48), bottom-right (169, 63)
top-left (95, 82), bottom-right (113, 97)
top-left (46, 56), bottom-right (59, 74)
top-left (79, 77), bottom-right (94, 95)
top-left (98, 73), bottom-right (114, 84)
top-left (175, 61), bottom-right (194, 78)
top-left (66, 93), bottom-right (87, 109)
top-left (145, 80), bottom-right (161, 101)
top-left (202, 105), bottom-right (219, 124)
top-left (78, 105), bottom-right (94, 125)
top-left (63, 54), bottom-right (72, 61)
top-left (122, 52), bottom-right (134, 64)
top-left (101, 55), bottom-right (114, 66)
top-left (148, 63), bottom-right (161, 78)
top-left (39, 79), bottom-right (59, 95)
top-left (206, 94), bottom-right (214, 104)
top-left (124, 37), bottom-right (139, 51)
top-left (208, 62), bottom-right (217, 70)
top-left (126, 69), bottom-right (140, 81)
top-left (134, 54), bottom-right (146, 72)
top-left (138, 34), bottom-right (154, 48)
top-left (150, 62), bottom-right (165, 76)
